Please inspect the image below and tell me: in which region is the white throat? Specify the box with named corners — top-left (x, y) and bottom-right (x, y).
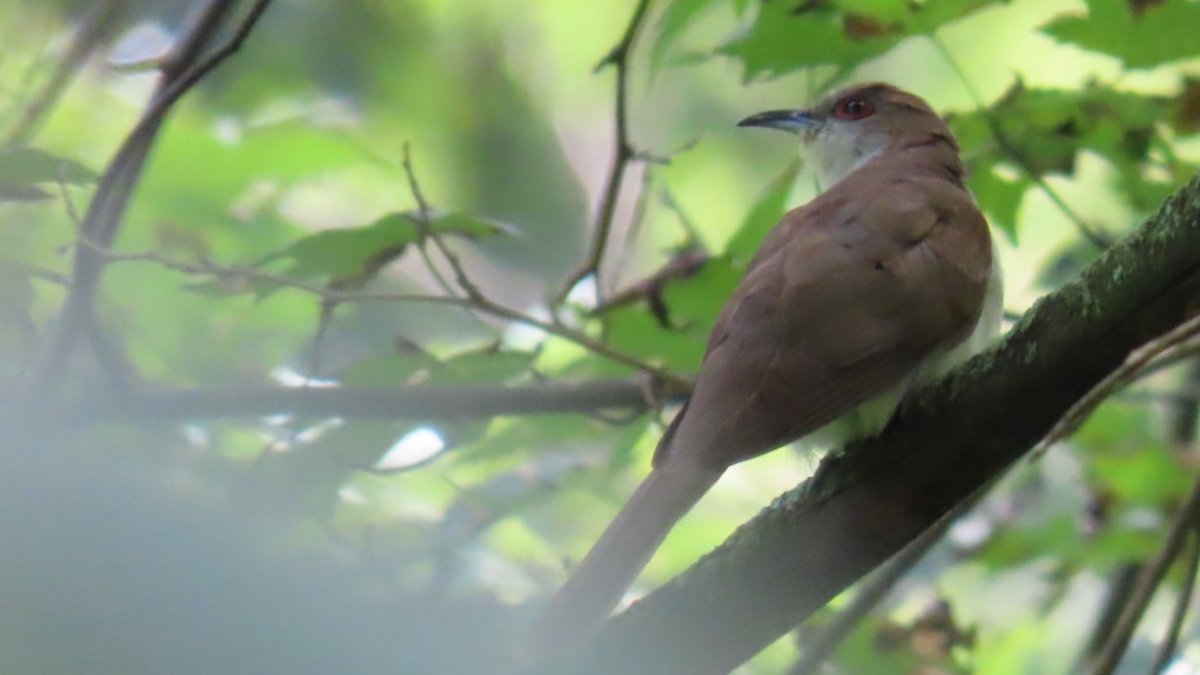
top-left (803, 123), bottom-right (885, 189)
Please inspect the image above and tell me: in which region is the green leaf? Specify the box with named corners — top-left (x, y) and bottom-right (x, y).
top-left (1042, 0), bottom-right (1200, 69)
top-left (1090, 449), bottom-right (1191, 507)
top-left (979, 513), bottom-right (1160, 573)
top-left (720, 1), bottom-right (896, 82)
top-left (439, 348), bottom-right (537, 384)
top-left (724, 158), bottom-right (800, 261)
top-left (453, 414), bottom-right (617, 466)
top-left (1086, 522), bottom-right (1162, 570)
top-left (601, 256), bottom-right (741, 374)
top-left (340, 350), bottom-right (442, 386)
top-left (950, 83), bottom-right (1170, 188)
top-left (605, 305), bottom-right (708, 372)
top-left (257, 211), bottom-right (502, 286)
top-left (341, 345), bottom-right (536, 386)
top-left (0, 146), bottom-right (98, 186)
top-left (967, 161), bottom-right (1027, 243)
top-left (650, 0), bottom-right (726, 74)
top-left (721, 0), bottom-right (1005, 81)
top-left (832, 612), bottom-right (971, 675)
top-left (659, 255), bottom-right (742, 326)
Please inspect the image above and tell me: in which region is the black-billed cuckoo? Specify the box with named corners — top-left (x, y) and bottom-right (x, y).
top-left (538, 82), bottom-right (1003, 651)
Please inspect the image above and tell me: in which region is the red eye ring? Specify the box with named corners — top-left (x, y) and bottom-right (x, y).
top-left (834, 97), bottom-right (875, 120)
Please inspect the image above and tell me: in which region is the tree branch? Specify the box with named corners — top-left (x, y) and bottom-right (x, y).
top-left (1147, 524), bottom-right (1200, 675)
top-left (1085, 470), bottom-right (1200, 675)
top-left (784, 490), bottom-right (984, 675)
top-left (527, 171), bottom-right (1200, 675)
top-left (9, 376), bottom-right (656, 427)
top-left (554, 0), bottom-right (651, 305)
top-left (23, 0), bottom-right (273, 396)
top-left (94, 245), bottom-right (692, 389)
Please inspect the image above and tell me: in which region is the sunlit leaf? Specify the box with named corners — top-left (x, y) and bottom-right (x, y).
top-left (254, 211), bottom-right (502, 288)
top-left (659, 254), bottom-right (742, 325)
top-left (0, 146), bottom-right (98, 186)
top-left (1090, 449), bottom-right (1191, 506)
top-left (721, 0), bottom-right (1005, 81)
top-left (650, 0), bottom-right (726, 74)
top-left (967, 161), bottom-right (1027, 242)
top-left (950, 83), bottom-right (1173, 222)
top-left (1042, 0), bottom-right (1200, 69)
top-left (605, 306), bottom-right (707, 372)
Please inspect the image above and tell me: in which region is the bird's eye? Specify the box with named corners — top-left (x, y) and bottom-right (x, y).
top-left (833, 98), bottom-right (875, 120)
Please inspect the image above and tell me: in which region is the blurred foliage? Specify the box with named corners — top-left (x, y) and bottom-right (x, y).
top-left (3, 0), bottom-right (1200, 674)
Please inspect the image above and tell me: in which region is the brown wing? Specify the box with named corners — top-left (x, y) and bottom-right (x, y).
top-left (656, 175), bottom-right (992, 472)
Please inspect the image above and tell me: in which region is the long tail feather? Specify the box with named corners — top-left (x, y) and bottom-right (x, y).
top-left (534, 467), bottom-right (721, 654)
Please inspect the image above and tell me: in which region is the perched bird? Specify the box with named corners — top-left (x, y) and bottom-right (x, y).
top-left (538, 82), bottom-right (1003, 651)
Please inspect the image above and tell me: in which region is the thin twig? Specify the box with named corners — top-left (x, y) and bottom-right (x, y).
top-left (2, 260), bottom-right (70, 287)
top-left (160, 0), bottom-right (239, 82)
top-left (24, 0), bottom-right (273, 396)
top-left (1085, 470), bottom-right (1200, 675)
top-left (1036, 313), bottom-right (1200, 454)
top-left (394, 144), bottom-right (688, 387)
top-left (607, 165), bottom-right (656, 294)
top-left (399, 144), bottom-right (463, 297)
top-left (1076, 564), bottom-right (1143, 671)
top-left (302, 303), bottom-right (336, 382)
top-left (786, 489), bottom-right (985, 675)
top-left (401, 142), bottom-right (486, 302)
top-left (94, 245), bottom-right (690, 387)
top-left (1148, 525), bottom-right (1200, 674)
top-left (931, 36), bottom-right (1110, 249)
top-left (554, 0), bottom-right (652, 305)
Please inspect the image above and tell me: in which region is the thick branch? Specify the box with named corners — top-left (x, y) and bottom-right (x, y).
top-left (530, 172), bottom-right (1200, 675)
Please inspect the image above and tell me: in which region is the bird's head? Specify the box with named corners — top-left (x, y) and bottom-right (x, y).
top-left (738, 82), bottom-right (956, 188)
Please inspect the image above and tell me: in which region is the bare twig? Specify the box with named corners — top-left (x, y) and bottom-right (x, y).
top-left (607, 165), bottom-right (657, 293)
top-left (94, 245), bottom-right (690, 388)
top-left (392, 144), bottom-right (688, 387)
top-left (2, 260), bottom-right (69, 287)
top-left (786, 489), bottom-right (985, 675)
top-left (1037, 313), bottom-right (1200, 453)
top-left (554, 0), bottom-right (652, 305)
top-left (1085, 469), bottom-right (1200, 675)
top-left (590, 247), bottom-right (708, 319)
top-left (787, 528), bottom-right (941, 674)
top-left (161, 0), bottom-right (239, 81)
top-left (1148, 525), bottom-right (1200, 674)
top-left (401, 143), bottom-right (487, 302)
top-left (24, 0), bottom-right (273, 396)
top-left (1076, 564), bottom-right (1143, 671)
top-left (4, 0), bottom-right (127, 146)
top-left (932, 37), bottom-right (1111, 249)
top-left (1077, 361), bottom-right (1200, 672)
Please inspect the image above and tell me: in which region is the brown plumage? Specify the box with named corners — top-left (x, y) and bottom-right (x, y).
top-left (536, 83), bottom-right (1000, 653)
